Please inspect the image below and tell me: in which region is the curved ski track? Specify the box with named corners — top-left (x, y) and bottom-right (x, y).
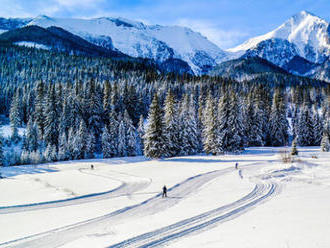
top-left (2, 168), bottom-right (234, 248)
top-left (0, 168), bottom-right (150, 214)
top-left (108, 181), bottom-right (279, 248)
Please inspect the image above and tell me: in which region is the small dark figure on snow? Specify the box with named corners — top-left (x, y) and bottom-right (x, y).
top-left (162, 185), bottom-right (167, 198)
top-left (91, 164), bottom-right (94, 170)
top-left (235, 162), bottom-right (238, 170)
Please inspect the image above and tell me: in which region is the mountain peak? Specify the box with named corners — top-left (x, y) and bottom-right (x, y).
top-left (228, 11), bottom-right (329, 64)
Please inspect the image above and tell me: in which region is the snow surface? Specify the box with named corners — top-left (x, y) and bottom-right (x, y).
top-left (228, 11), bottom-right (330, 64)
top-left (0, 125), bottom-right (26, 138)
top-left (26, 15), bottom-right (226, 74)
top-left (0, 147), bottom-right (329, 248)
top-left (14, 41), bottom-right (50, 50)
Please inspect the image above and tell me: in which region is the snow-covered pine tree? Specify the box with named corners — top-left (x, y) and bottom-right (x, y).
top-left (86, 79), bottom-right (103, 153)
top-left (85, 131), bottom-right (96, 159)
top-left (137, 115), bottom-right (145, 155)
top-left (163, 90), bottom-right (180, 156)
top-left (269, 88), bottom-right (289, 146)
top-left (217, 91), bottom-right (244, 153)
top-left (26, 118), bottom-right (39, 152)
top-left (321, 121), bottom-right (330, 152)
top-left (78, 120), bottom-right (88, 159)
top-left (59, 94), bottom-right (73, 139)
top-left (125, 85), bottom-right (140, 126)
top-left (321, 133), bottom-right (330, 152)
top-left (297, 104), bottom-right (314, 146)
top-left (58, 131), bottom-right (70, 161)
top-left (34, 80), bottom-right (46, 140)
top-left (9, 88), bottom-right (23, 128)
top-left (117, 116), bottom-right (127, 157)
top-left (312, 107), bottom-right (323, 146)
top-left (44, 144), bottom-right (57, 162)
top-left (44, 84), bottom-right (60, 148)
top-left (102, 125), bottom-right (112, 158)
top-left (108, 109), bottom-right (119, 157)
top-left (291, 106), bottom-right (299, 140)
top-left (179, 95), bottom-right (199, 155)
top-left (248, 86), bottom-right (269, 146)
top-left (144, 94), bottom-right (168, 158)
top-left (124, 111), bottom-right (137, 157)
top-left (202, 93), bottom-right (218, 155)
top-left (103, 80), bottom-right (111, 122)
top-left (197, 93), bottom-right (204, 152)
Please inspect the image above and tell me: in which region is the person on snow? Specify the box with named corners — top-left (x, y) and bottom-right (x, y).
top-left (235, 162), bottom-right (238, 170)
top-left (91, 164), bottom-right (94, 170)
top-left (162, 185), bottom-right (167, 198)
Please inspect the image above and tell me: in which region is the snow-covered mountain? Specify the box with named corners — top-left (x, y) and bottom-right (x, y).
top-left (21, 15), bottom-right (226, 74)
top-left (228, 11), bottom-right (329, 65)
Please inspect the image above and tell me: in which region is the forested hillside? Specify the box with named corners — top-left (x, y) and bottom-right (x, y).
top-left (0, 44), bottom-right (329, 166)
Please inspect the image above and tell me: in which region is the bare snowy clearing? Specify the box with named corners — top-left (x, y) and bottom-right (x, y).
top-left (0, 147), bottom-right (329, 248)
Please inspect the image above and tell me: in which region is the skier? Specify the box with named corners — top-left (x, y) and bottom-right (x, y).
top-left (235, 162), bottom-right (238, 170)
top-left (162, 185), bottom-right (167, 198)
top-left (91, 164), bottom-right (94, 170)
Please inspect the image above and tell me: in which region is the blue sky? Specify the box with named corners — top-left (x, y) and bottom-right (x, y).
top-left (0, 0), bottom-right (329, 49)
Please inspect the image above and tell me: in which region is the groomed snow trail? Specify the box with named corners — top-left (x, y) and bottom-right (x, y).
top-left (108, 181), bottom-right (279, 248)
top-left (2, 168), bottom-right (234, 248)
top-left (0, 168), bottom-right (151, 214)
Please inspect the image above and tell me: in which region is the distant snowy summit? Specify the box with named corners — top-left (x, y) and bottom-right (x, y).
top-left (227, 11), bottom-right (330, 79)
top-left (24, 15), bottom-right (227, 74)
top-left (0, 11), bottom-right (329, 81)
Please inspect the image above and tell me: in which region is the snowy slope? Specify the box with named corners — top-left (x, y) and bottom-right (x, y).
top-left (14, 41), bottom-right (50, 50)
top-left (25, 15), bottom-right (226, 74)
top-left (228, 11), bottom-right (330, 64)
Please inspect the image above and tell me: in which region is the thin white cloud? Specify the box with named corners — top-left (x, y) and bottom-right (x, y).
top-left (176, 19), bottom-right (249, 49)
top-left (55, 0), bottom-right (103, 7)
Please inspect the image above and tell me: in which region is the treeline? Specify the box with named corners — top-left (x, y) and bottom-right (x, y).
top-left (0, 44), bottom-right (329, 166)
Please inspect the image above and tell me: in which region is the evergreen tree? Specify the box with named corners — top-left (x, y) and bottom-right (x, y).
top-left (58, 132), bottom-right (70, 161)
top-left (124, 111), bottom-right (137, 156)
top-left (34, 80), bottom-right (46, 140)
top-left (44, 144), bottom-right (57, 162)
top-left (107, 109), bottom-right (119, 157)
top-left (321, 133), bottom-right (330, 152)
top-left (179, 95), bottom-right (199, 155)
top-left (44, 84), bottom-right (59, 148)
top-left (86, 79), bottom-right (103, 153)
top-left (9, 88), bottom-right (23, 128)
top-left (137, 115), bottom-right (145, 155)
top-left (312, 108), bottom-right (323, 146)
top-left (297, 104), bottom-right (314, 146)
top-left (321, 122), bottom-right (330, 152)
top-left (117, 115), bottom-right (126, 157)
top-left (144, 94), bottom-right (168, 158)
top-left (247, 89), bottom-right (267, 146)
top-left (217, 91), bottom-right (244, 153)
top-left (163, 90), bottom-right (180, 156)
top-left (202, 94), bottom-right (218, 155)
top-left (269, 88), bottom-right (289, 146)
top-left (26, 118), bottom-right (39, 152)
top-left (102, 125), bottom-right (112, 158)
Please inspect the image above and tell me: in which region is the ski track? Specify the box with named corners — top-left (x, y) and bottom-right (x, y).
top-left (0, 168), bottom-right (150, 214)
top-left (1, 167), bottom-right (235, 248)
top-left (108, 181), bottom-right (279, 248)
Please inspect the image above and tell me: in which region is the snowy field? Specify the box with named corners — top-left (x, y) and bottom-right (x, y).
top-left (0, 147), bottom-right (329, 248)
